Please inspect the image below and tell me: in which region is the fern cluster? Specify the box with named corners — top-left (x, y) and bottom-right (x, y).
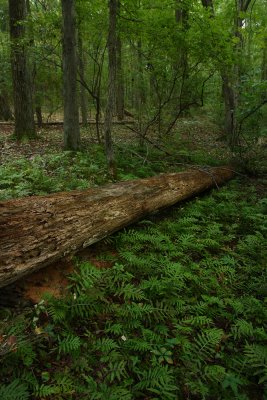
top-left (0, 144), bottom-right (172, 201)
top-left (0, 180), bottom-right (266, 399)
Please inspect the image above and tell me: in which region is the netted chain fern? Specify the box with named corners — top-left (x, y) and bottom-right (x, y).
top-left (0, 181), bottom-right (266, 399)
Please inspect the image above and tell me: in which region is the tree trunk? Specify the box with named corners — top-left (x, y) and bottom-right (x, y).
top-left (115, 1), bottom-right (124, 121)
top-left (78, 32), bottom-right (88, 126)
top-left (0, 167), bottom-right (234, 288)
top-left (137, 38), bottom-right (146, 147)
top-left (201, 0), bottom-right (251, 148)
top-left (222, 74), bottom-right (238, 147)
top-left (0, 92), bottom-right (13, 121)
top-left (261, 36), bottom-right (267, 83)
top-left (35, 106), bottom-right (43, 128)
top-left (8, 0), bottom-right (36, 139)
top-left (227, 0), bottom-right (251, 147)
top-left (61, 0), bottom-right (80, 150)
top-left (104, 0), bottom-right (117, 176)
top-left (175, 0), bottom-right (190, 115)
top-left (116, 32), bottom-right (124, 120)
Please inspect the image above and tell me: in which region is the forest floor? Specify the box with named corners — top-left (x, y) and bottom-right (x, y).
top-left (0, 115), bottom-right (232, 304)
top-left (0, 115), bottom-right (231, 164)
top-left (0, 116), bottom-right (266, 399)
top-left (0, 116), bottom-right (265, 305)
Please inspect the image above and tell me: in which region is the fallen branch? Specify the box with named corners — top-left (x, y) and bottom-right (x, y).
top-left (0, 167), bottom-right (234, 288)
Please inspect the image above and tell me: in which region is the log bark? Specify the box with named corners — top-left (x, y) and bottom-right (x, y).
top-left (0, 167), bottom-right (234, 288)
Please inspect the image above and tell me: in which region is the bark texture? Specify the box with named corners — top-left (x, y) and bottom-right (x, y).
top-left (0, 167), bottom-right (234, 288)
top-left (175, 0), bottom-right (189, 115)
top-left (262, 37), bottom-right (267, 82)
top-left (104, 0), bottom-right (117, 176)
top-left (78, 32), bottom-right (88, 126)
top-left (61, 0), bottom-right (80, 150)
top-left (116, 33), bottom-right (124, 120)
top-left (115, 1), bottom-right (124, 121)
top-left (0, 92), bottom-right (13, 121)
top-left (9, 0), bottom-right (36, 139)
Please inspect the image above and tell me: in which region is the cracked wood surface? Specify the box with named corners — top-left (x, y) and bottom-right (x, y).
top-left (0, 167), bottom-right (234, 288)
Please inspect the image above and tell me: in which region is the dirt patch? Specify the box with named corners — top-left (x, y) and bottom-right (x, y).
top-left (6, 243), bottom-right (117, 306)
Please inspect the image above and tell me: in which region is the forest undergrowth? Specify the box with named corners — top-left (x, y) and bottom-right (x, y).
top-left (0, 118), bottom-right (236, 200)
top-left (0, 183), bottom-right (266, 399)
top-left (0, 124), bottom-right (266, 400)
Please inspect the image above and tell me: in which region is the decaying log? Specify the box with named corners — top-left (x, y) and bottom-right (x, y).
top-left (0, 167), bottom-right (234, 288)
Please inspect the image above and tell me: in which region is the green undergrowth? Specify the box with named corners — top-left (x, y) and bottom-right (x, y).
top-left (0, 180), bottom-right (266, 399)
top-left (0, 129), bottom-right (231, 202)
top-left (0, 144), bottom-right (176, 201)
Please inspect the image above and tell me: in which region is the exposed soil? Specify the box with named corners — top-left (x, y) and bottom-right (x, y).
top-left (21, 245), bottom-right (117, 304)
top-left (0, 242), bottom-right (117, 307)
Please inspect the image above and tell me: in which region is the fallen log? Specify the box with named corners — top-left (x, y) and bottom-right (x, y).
top-left (0, 167), bottom-right (234, 288)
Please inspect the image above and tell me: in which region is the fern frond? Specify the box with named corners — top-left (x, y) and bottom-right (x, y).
top-left (47, 301), bottom-right (68, 322)
top-left (34, 384), bottom-right (59, 398)
top-left (95, 338), bottom-right (119, 353)
top-left (135, 365), bottom-right (177, 399)
top-left (125, 338), bottom-right (152, 352)
top-left (199, 237), bottom-right (221, 250)
top-left (204, 365), bottom-right (226, 383)
top-left (182, 315), bottom-right (214, 328)
top-left (231, 319), bottom-right (254, 340)
top-left (224, 298), bottom-right (244, 315)
top-left (58, 334), bottom-right (81, 355)
top-left (105, 323), bottom-right (124, 335)
top-left (54, 374), bottom-right (74, 394)
top-left (244, 344), bottom-right (267, 383)
top-left (0, 380), bottom-right (29, 400)
top-left (115, 283), bottom-right (145, 301)
top-left (193, 328), bottom-right (224, 362)
top-left (69, 262), bottom-right (102, 291)
top-left (106, 360), bottom-right (127, 383)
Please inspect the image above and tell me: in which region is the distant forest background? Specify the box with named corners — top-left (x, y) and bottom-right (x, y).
top-left (0, 0), bottom-right (266, 170)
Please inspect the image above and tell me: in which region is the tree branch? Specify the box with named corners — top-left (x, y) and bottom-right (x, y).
top-left (239, 99), bottom-right (267, 132)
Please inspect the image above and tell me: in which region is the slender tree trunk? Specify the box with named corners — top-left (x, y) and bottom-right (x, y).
top-left (26, 0), bottom-right (42, 128)
top-left (175, 0), bottom-right (190, 115)
top-left (222, 74), bottom-right (238, 147)
top-left (104, 0), bottom-right (117, 177)
top-left (116, 33), bottom-right (124, 120)
top-left (262, 37), bottom-right (267, 82)
top-left (137, 40), bottom-right (146, 107)
top-left (137, 39), bottom-right (146, 147)
top-left (115, 1), bottom-right (124, 120)
top-left (0, 91), bottom-right (13, 121)
top-left (35, 106), bottom-right (43, 127)
top-left (78, 32), bottom-right (88, 126)
top-left (8, 0), bottom-right (36, 139)
top-left (229, 0), bottom-right (252, 147)
top-left (95, 45), bottom-right (105, 143)
top-left (61, 0), bottom-right (80, 150)
top-left (95, 96), bottom-right (102, 144)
